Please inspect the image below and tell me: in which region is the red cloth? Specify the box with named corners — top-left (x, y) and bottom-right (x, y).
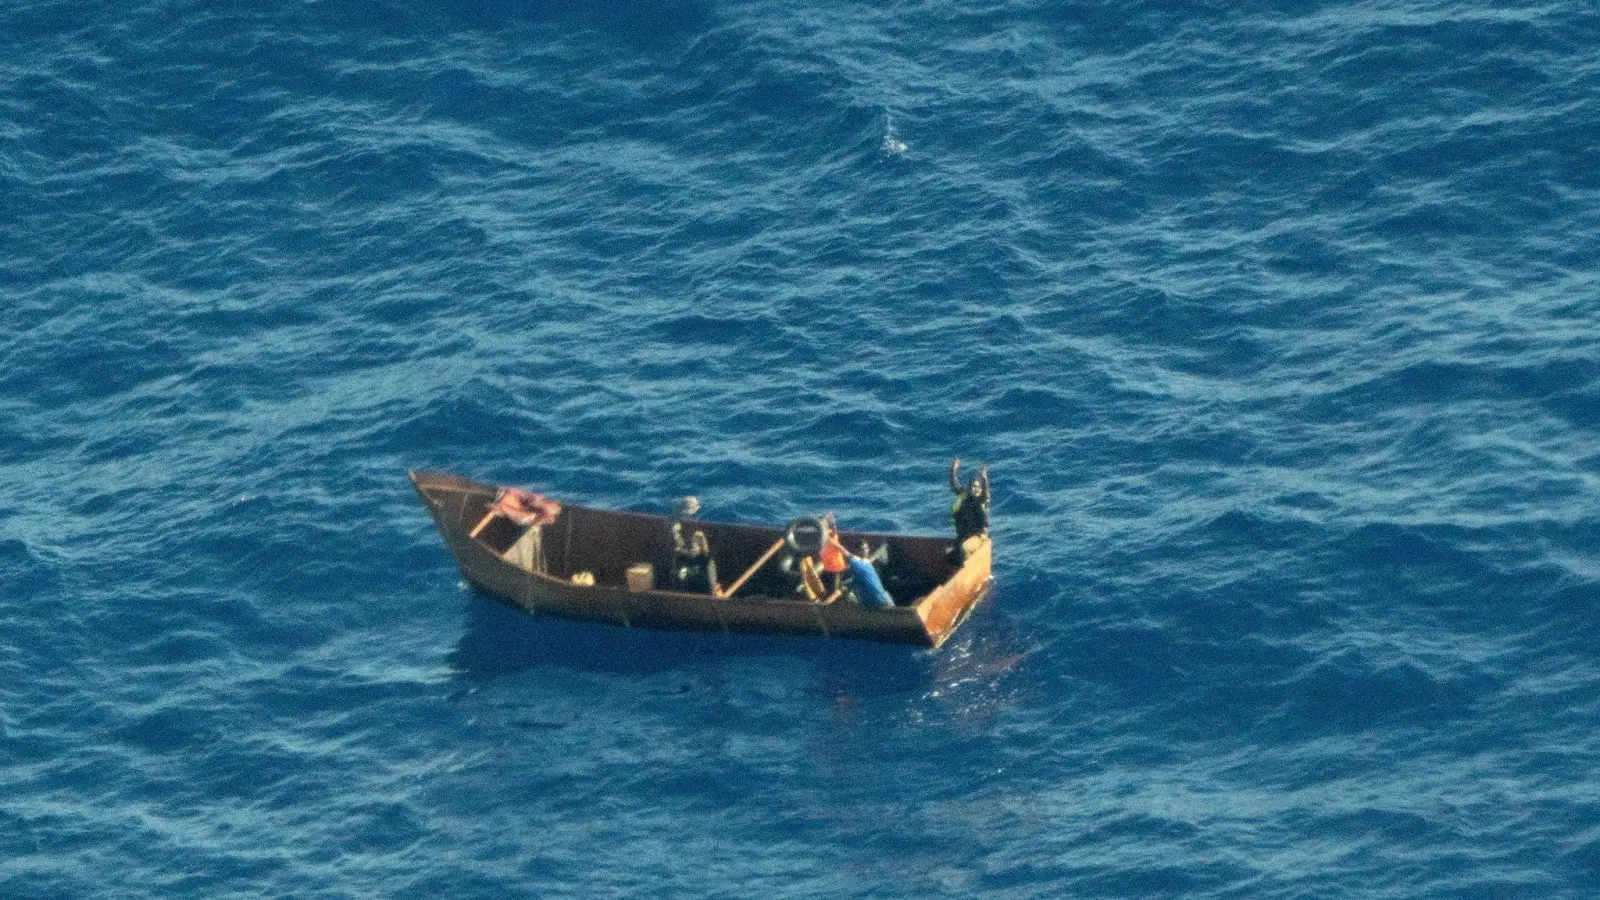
top-left (492, 488), bottom-right (561, 527)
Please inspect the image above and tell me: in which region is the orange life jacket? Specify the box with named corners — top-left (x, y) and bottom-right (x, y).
top-left (819, 535), bottom-right (847, 573)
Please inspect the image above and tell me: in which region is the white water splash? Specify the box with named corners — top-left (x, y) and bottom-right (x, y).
top-left (881, 111), bottom-right (908, 155)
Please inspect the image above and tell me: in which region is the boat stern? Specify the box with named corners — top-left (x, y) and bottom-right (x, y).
top-left (916, 535), bottom-right (994, 648)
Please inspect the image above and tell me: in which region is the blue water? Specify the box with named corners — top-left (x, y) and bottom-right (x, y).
top-left (3, 0), bottom-right (1598, 896)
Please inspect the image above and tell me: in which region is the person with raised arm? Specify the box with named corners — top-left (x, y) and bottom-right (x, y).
top-left (948, 458), bottom-right (990, 563)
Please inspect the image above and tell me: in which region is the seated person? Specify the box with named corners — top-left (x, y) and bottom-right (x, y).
top-left (843, 547), bottom-right (895, 609)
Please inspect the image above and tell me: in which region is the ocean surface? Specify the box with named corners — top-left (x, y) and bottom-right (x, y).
top-left (3, 0), bottom-right (1598, 896)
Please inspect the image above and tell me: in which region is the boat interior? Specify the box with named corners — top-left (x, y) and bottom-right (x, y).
top-left (472, 502), bottom-right (957, 606)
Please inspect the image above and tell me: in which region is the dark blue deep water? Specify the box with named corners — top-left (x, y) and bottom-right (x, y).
top-left (4, 1), bottom-right (1599, 897)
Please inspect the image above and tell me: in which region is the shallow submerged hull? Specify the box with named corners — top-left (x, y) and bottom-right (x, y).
top-left (410, 471), bottom-right (992, 649)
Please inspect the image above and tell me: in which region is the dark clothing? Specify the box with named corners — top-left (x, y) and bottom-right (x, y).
top-left (670, 518), bottom-right (694, 554)
top-left (948, 461), bottom-right (991, 542)
top-left (952, 491), bottom-right (989, 542)
top-left (674, 553), bottom-right (717, 594)
top-left (669, 516), bottom-right (717, 594)
top-left (947, 462), bottom-right (991, 565)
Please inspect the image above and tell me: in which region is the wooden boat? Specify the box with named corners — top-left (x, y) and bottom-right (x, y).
top-left (410, 471), bottom-right (993, 648)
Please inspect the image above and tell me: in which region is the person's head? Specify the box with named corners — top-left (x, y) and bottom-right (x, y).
top-left (968, 478), bottom-right (985, 498)
top-left (676, 496), bottom-right (701, 517)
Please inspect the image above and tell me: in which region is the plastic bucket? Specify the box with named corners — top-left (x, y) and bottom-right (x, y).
top-left (626, 563), bottom-right (654, 592)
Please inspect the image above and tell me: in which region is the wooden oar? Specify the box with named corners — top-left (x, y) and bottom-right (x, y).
top-left (799, 556), bottom-right (825, 601)
top-left (468, 510), bottom-right (498, 539)
top-left (718, 538), bottom-right (785, 599)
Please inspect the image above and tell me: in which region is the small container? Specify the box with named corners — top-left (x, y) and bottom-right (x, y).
top-left (626, 563), bottom-right (654, 593)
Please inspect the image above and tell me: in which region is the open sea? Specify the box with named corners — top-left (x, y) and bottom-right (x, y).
top-left (4, 0), bottom-right (1599, 897)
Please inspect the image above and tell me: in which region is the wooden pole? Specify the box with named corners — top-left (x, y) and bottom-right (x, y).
top-left (718, 538), bottom-right (785, 599)
top-left (468, 510), bottom-right (498, 539)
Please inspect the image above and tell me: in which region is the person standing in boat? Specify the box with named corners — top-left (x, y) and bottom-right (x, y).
top-left (676, 530), bottom-right (718, 595)
top-left (671, 495), bottom-right (701, 553)
top-left (669, 496), bottom-right (717, 594)
top-left (949, 458), bottom-right (990, 561)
